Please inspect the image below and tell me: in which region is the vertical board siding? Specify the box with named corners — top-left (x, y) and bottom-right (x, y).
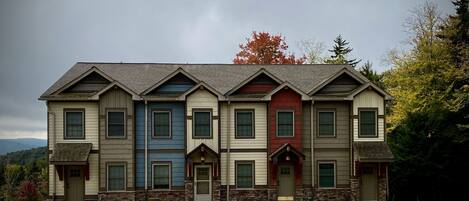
top-left (302, 102), bottom-right (312, 185)
top-left (314, 150), bottom-right (350, 186)
top-left (48, 102), bottom-right (99, 150)
top-left (136, 152), bottom-right (185, 188)
top-left (220, 152), bottom-right (267, 186)
top-left (313, 102), bottom-right (350, 148)
top-left (186, 89), bottom-right (219, 153)
top-left (220, 103), bottom-right (267, 149)
top-left (352, 90), bottom-right (385, 141)
top-left (99, 88), bottom-right (134, 189)
top-left (268, 89), bottom-right (302, 153)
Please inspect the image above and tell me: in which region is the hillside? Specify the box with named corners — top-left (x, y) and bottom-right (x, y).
top-left (0, 138), bottom-right (46, 155)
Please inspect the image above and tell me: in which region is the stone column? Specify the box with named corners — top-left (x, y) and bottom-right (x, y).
top-left (185, 179), bottom-right (194, 201)
top-left (212, 179), bottom-right (221, 201)
top-left (350, 178), bottom-right (360, 201)
top-left (378, 177), bottom-right (387, 201)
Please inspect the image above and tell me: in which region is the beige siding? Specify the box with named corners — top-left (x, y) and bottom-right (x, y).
top-left (48, 153), bottom-right (99, 196)
top-left (220, 103), bottom-right (267, 149)
top-left (352, 90), bottom-right (385, 142)
top-left (48, 101), bottom-right (99, 150)
top-left (186, 89), bottom-right (219, 153)
top-left (99, 88), bottom-right (134, 189)
top-left (220, 152), bottom-right (267, 186)
top-left (314, 150), bottom-right (350, 186)
top-left (313, 102), bottom-right (350, 149)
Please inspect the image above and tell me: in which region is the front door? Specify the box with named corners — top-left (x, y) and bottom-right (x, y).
top-left (278, 165), bottom-right (295, 199)
top-left (65, 166), bottom-right (84, 201)
top-left (194, 165), bottom-right (211, 201)
top-left (361, 164), bottom-right (378, 201)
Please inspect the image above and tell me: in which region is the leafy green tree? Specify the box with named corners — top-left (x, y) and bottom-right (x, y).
top-left (3, 164), bottom-right (23, 201)
top-left (324, 35), bottom-right (361, 67)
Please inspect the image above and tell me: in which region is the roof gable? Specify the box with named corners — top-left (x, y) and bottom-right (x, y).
top-left (262, 82), bottom-right (310, 101)
top-left (309, 67), bottom-right (366, 96)
top-left (142, 68), bottom-right (198, 96)
top-left (60, 71), bottom-right (111, 94)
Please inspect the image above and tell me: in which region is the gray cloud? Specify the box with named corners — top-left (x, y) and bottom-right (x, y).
top-left (0, 0), bottom-right (454, 139)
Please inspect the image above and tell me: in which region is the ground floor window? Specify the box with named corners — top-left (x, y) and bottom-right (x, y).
top-left (153, 162), bottom-right (171, 189)
top-left (236, 161), bottom-right (254, 188)
top-left (107, 163), bottom-right (126, 191)
top-left (318, 162), bottom-right (335, 188)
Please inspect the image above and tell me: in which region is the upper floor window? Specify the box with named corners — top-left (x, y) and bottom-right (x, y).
top-left (318, 162), bottom-right (336, 188)
top-left (318, 111), bottom-right (335, 137)
top-left (64, 109), bottom-right (84, 139)
top-left (107, 109), bottom-right (125, 138)
top-left (153, 110), bottom-right (172, 138)
top-left (359, 109), bottom-right (377, 137)
top-left (277, 111), bottom-right (294, 137)
top-left (153, 162), bottom-right (171, 190)
top-left (235, 110), bottom-right (254, 138)
top-left (107, 163), bottom-right (126, 191)
top-left (193, 110), bottom-right (212, 138)
top-left (236, 161), bottom-right (254, 188)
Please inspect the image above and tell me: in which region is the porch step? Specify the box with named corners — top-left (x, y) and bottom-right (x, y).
top-left (277, 196), bottom-right (294, 201)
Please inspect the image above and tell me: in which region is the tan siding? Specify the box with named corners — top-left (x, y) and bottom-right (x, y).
top-left (313, 102), bottom-right (350, 149)
top-left (353, 90), bottom-right (385, 142)
top-left (48, 102), bottom-right (99, 149)
top-left (220, 103), bottom-right (267, 149)
top-left (186, 89), bottom-right (219, 153)
top-left (99, 88), bottom-right (135, 189)
top-left (220, 152), bottom-right (267, 186)
top-left (314, 150), bottom-right (350, 186)
top-left (302, 102), bottom-right (312, 185)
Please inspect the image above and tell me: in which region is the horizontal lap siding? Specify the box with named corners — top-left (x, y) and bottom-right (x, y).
top-left (302, 102), bottom-right (312, 185)
top-left (313, 102), bottom-right (350, 149)
top-left (314, 150), bottom-right (350, 186)
top-left (136, 152), bottom-right (185, 188)
top-left (99, 88), bottom-right (134, 189)
top-left (48, 102), bottom-right (99, 150)
top-left (353, 90), bottom-right (385, 142)
top-left (220, 103), bottom-right (267, 149)
top-left (220, 152), bottom-right (267, 186)
top-left (186, 89), bottom-right (219, 153)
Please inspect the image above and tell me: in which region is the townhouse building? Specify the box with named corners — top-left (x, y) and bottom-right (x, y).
top-left (40, 63), bottom-right (393, 201)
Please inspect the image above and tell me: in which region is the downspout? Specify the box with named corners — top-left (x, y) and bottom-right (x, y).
top-left (226, 100), bottom-right (231, 201)
top-left (144, 101), bottom-right (148, 191)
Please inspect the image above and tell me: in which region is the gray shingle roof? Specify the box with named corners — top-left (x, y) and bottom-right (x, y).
top-left (50, 143), bottom-right (92, 164)
top-left (354, 142), bottom-right (394, 162)
top-left (40, 62), bottom-right (369, 99)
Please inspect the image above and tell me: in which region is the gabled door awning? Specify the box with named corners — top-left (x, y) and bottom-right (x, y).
top-left (354, 142), bottom-right (394, 162)
top-left (269, 143), bottom-right (305, 161)
top-left (50, 143), bottom-right (92, 165)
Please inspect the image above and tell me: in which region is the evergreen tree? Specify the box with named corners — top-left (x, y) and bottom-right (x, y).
top-left (358, 61), bottom-right (385, 89)
top-left (324, 35), bottom-right (361, 67)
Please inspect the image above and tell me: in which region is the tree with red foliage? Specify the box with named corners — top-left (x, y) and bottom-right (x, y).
top-left (16, 180), bottom-right (40, 201)
top-left (233, 32), bottom-right (305, 64)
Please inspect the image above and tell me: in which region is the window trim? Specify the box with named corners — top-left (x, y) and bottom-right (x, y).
top-left (317, 161), bottom-right (336, 189)
top-left (235, 160), bottom-right (255, 189)
top-left (152, 109), bottom-right (172, 139)
top-left (276, 110), bottom-right (295, 137)
top-left (106, 108), bottom-right (127, 139)
top-left (235, 109), bottom-right (255, 139)
top-left (152, 161), bottom-right (172, 190)
top-left (192, 109), bottom-right (213, 139)
top-left (63, 108), bottom-right (85, 139)
top-left (106, 162), bottom-right (127, 192)
top-left (358, 108), bottom-right (378, 138)
top-left (317, 109), bottom-right (336, 138)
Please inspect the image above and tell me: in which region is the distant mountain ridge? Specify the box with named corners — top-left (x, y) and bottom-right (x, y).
top-left (0, 138), bottom-right (47, 155)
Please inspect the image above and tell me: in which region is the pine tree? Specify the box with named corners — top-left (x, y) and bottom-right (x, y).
top-left (359, 61), bottom-right (385, 89)
top-left (324, 35), bottom-right (361, 67)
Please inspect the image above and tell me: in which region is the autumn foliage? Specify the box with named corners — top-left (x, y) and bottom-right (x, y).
top-left (16, 180), bottom-right (40, 201)
top-left (233, 32), bottom-right (305, 64)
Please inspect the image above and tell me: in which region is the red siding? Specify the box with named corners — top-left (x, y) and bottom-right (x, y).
top-left (237, 84), bottom-right (278, 94)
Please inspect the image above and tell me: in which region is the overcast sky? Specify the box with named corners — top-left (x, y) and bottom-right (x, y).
top-left (0, 0), bottom-right (454, 139)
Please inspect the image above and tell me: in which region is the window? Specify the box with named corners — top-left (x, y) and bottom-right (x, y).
top-left (277, 111), bottom-right (294, 137)
top-left (359, 109), bottom-right (377, 137)
top-left (236, 161), bottom-right (254, 188)
top-left (193, 111), bottom-right (211, 138)
top-left (107, 110), bottom-right (125, 138)
top-left (318, 162), bottom-right (335, 188)
top-left (153, 163), bottom-right (171, 190)
top-left (235, 110), bottom-right (254, 138)
top-left (107, 164), bottom-right (125, 191)
top-left (153, 111), bottom-right (171, 138)
top-left (318, 111), bottom-right (335, 137)
top-left (64, 109), bottom-right (84, 139)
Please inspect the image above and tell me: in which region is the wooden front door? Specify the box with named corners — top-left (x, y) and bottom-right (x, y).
top-left (361, 164), bottom-right (378, 201)
top-left (194, 165), bottom-right (211, 201)
top-left (65, 166), bottom-right (84, 201)
top-left (278, 165), bottom-right (295, 198)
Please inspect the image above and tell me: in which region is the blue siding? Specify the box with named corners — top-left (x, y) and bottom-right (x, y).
top-left (136, 152), bottom-right (185, 188)
top-left (135, 102), bottom-right (186, 188)
top-left (155, 84), bottom-right (193, 94)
